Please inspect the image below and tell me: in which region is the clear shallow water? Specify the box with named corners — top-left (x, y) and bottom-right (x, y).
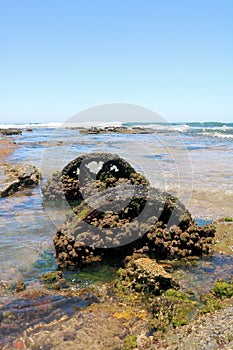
top-left (0, 122), bottom-right (233, 283)
top-left (172, 254), bottom-right (233, 295)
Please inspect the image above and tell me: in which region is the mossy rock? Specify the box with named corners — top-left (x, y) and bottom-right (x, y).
top-left (39, 271), bottom-right (66, 289)
top-left (213, 278), bottom-right (233, 299)
top-left (200, 278), bottom-right (233, 314)
top-left (121, 335), bottom-right (137, 350)
top-left (200, 293), bottom-right (221, 314)
top-left (152, 289), bottom-right (198, 332)
top-left (224, 216), bottom-right (233, 222)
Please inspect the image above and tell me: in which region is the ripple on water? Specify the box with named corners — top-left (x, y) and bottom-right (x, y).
top-left (173, 254), bottom-right (233, 295)
top-left (0, 188), bottom-right (64, 283)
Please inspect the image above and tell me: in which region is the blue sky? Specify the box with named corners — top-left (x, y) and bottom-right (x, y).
top-left (0, 0), bottom-right (232, 123)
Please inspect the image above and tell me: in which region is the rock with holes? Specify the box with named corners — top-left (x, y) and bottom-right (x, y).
top-left (41, 153), bottom-right (148, 204)
top-left (43, 153), bottom-right (215, 268)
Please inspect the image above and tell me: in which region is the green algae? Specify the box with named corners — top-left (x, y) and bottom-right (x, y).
top-left (224, 216), bottom-right (233, 222)
top-left (65, 263), bottom-right (118, 286)
top-left (200, 293), bottom-right (221, 314)
top-left (39, 270), bottom-right (67, 290)
top-left (40, 271), bottom-right (63, 284)
top-left (200, 278), bottom-right (233, 314)
top-left (213, 279), bottom-right (233, 299)
top-left (152, 289), bottom-right (198, 332)
top-left (122, 335), bottom-right (137, 350)
top-left (75, 206), bottom-right (90, 221)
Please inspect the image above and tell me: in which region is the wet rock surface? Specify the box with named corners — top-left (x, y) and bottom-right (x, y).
top-left (0, 164), bottom-right (41, 197)
top-left (0, 138), bottom-right (18, 159)
top-left (2, 277), bottom-right (232, 350)
top-left (43, 153), bottom-right (215, 268)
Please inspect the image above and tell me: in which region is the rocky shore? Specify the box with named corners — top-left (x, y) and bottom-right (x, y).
top-left (0, 146), bottom-right (232, 349)
top-left (1, 269), bottom-right (232, 349)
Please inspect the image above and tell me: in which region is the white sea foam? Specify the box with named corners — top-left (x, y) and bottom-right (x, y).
top-left (1, 122), bottom-right (233, 138)
top-left (130, 123), bottom-right (190, 132)
top-left (2, 121), bottom-right (189, 132)
top-left (63, 121), bottom-right (123, 128)
top-left (0, 122), bottom-right (62, 129)
top-left (0, 121), bottom-right (125, 129)
top-left (202, 132), bottom-right (233, 139)
top-left (0, 121), bottom-right (123, 129)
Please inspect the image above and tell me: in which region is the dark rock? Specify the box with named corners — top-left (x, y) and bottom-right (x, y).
top-left (41, 152), bottom-right (148, 203)
top-left (43, 153), bottom-right (215, 268)
top-left (0, 164), bottom-right (41, 197)
top-left (79, 126), bottom-right (154, 135)
top-left (15, 281), bottom-right (26, 292)
top-left (0, 128), bottom-right (22, 135)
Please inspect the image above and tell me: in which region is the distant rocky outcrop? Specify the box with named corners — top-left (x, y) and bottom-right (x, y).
top-left (78, 126), bottom-right (154, 135)
top-left (0, 128), bottom-right (22, 135)
top-left (0, 164), bottom-right (41, 197)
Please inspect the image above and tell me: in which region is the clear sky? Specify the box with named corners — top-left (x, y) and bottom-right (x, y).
top-left (0, 0), bottom-right (232, 123)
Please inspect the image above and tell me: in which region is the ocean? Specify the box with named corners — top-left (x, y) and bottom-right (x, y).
top-left (0, 121), bottom-right (233, 283)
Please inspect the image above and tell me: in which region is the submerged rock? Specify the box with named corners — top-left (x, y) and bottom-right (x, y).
top-left (0, 164), bottom-right (41, 197)
top-left (42, 152), bottom-right (215, 268)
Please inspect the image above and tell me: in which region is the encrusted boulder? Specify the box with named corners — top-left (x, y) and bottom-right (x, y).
top-left (116, 257), bottom-right (178, 294)
top-left (45, 153), bottom-right (215, 268)
top-left (53, 183), bottom-right (195, 268)
top-left (0, 164), bottom-right (41, 197)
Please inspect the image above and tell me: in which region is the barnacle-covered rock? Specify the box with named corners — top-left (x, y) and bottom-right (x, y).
top-left (42, 152), bottom-right (215, 268)
top-left (53, 185), bottom-right (215, 268)
top-left (116, 257), bottom-right (178, 294)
